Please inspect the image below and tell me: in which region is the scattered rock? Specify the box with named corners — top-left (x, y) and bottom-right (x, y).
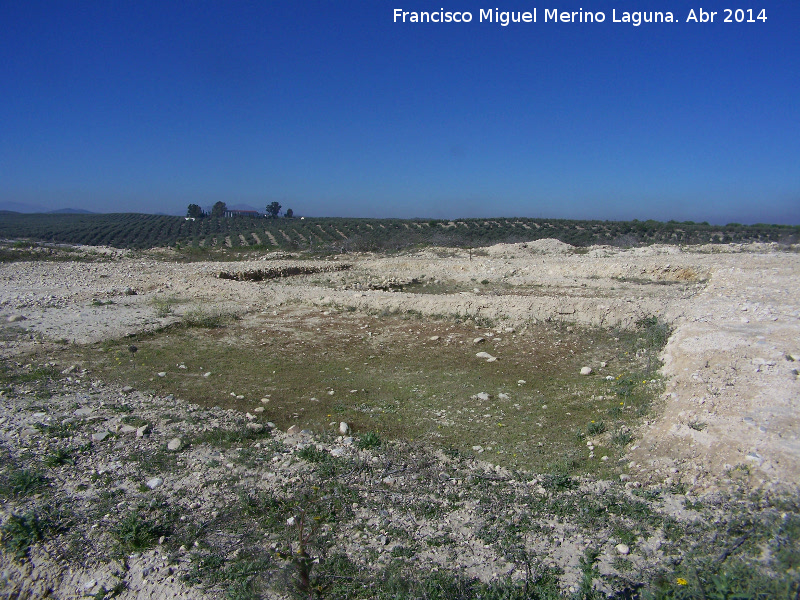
top-left (287, 425), bottom-right (301, 435)
top-left (157, 372), bottom-right (167, 378)
top-left (615, 544), bottom-right (630, 556)
top-left (136, 424), bottom-right (150, 438)
top-left (167, 438), bottom-right (183, 451)
top-left (246, 422), bottom-right (264, 432)
top-left (580, 367), bottom-right (593, 376)
top-left (473, 337), bottom-right (486, 344)
top-left (121, 385), bottom-right (134, 393)
top-left (62, 364), bottom-right (78, 374)
top-left (339, 422), bottom-right (351, 435)
top-left (429, 335), bottom-right (440, 341)
top-left (7, 314), bottom-right (26, 323)
top-left (146, 477), bottom-right (163, 490)
top-left (475, 351), bottom-right (496, 361)
top-left (92, 431), bottom-right (110, 442)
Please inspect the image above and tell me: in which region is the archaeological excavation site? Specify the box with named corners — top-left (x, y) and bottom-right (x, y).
top-left (1, 238), bottom-right (798, 599)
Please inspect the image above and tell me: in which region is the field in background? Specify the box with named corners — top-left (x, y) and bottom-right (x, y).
top-left (1, 211), bottom-right (799, 253)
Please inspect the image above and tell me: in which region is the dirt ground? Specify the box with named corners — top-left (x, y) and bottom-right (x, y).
top-left (1, 240), bottom-right (799, 598)
top-left (2, 240), bottom-right (798, 490)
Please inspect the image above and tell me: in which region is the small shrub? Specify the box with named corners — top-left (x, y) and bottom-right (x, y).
top-left (356, 431), bottom-right (381, 450)
top-left (112, 512), bottom-right (169, 551)
top-left (612, 430), bottom-right (634, 446)
top-left (297, 446), bottom-right (329, 463)
top-left (2, 469), bottom-right (48, 497)
top-left (1, 512), bottom-right (44, 559)
top-left (44, 448), bottom-right (75, 467)
top-left (586, 420), bottom-right (606, 435)
top-left (152, 296), bottom-right (179, 318)
top-left (183, 307), bottom-right (231, 328)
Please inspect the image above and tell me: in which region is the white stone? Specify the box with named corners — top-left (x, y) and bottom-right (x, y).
top-left (157, 372), bottom-right (167, 378)
top-left (615, 543), bottom-right (630, 555)
top-left (339, 422), bottom-right (351, 435)
top-left (146, 477), bottom-right (163, 490)
top-left (167, 438), bottom-right (182, 451)
top-left (580, 367), bottom-right (593, 375)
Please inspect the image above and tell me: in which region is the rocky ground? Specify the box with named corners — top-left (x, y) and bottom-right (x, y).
top-left (0, 240), bottom-right (798, 598)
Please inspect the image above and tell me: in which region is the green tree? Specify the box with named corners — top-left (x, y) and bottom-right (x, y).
top-left (211, 201), bottom-right (227, 218)
top-left (186, 204), bottom-right (204, 219)
top-left (285, 208), bottom-right (294, 219)
top-left (266, 202), bottom-right (282, 218)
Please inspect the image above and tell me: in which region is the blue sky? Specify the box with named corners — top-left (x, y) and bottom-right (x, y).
top-left (1, 1), bottom-right (798, 223)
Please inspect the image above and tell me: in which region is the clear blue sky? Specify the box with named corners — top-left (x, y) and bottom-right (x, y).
top-left (1, 1), bottom-right (798, 223)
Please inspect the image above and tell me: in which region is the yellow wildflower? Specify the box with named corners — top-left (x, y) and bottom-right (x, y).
top-left (676, 578), bottom-right (688, 586)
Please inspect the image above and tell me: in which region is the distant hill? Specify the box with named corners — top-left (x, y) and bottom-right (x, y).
top-left (228, 204), bottom-right (262, 213)
top-left (49, 208), bottom-right (95, 214)
top-left (0, 201), bottom-right (49, 213)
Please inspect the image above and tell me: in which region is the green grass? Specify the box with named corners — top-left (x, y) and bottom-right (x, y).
top-left (112, 510), bottom-right (171, 552)
top-left (71, 310), bottom-right (667, 475)
top-left (0, 511), bottom-right (45, 559)
top-left (0, 468), bottom-right (49, 498)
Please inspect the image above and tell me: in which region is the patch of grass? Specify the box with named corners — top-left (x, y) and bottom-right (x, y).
top-left (586, 420), bottom-right (606, 435)
top-left (71, 309), bottom-right (669, 473)
top-left (0, 468), bottom-right (49, 498)
top-left (43, 448), bottom-right (75, 467)
top-left (0, 505), bottom-right (71, 561)
top-left (0, 511), bottom-right (44, 560)
top-left (297, 446), bottom-right (330, 463)
top-left (0, 364), bottom-right (60, 386)
top-left (191, 425), bottom-right (272, 449)
top-left (35, 420), bottom-right (85, 438)
top-left (688, 420), bottom-right (706, 432)
top-left (120, 415), bottom-right (150, 428)
top-left (182, 306), bottom-right (235, 328)
top-left (112, 511), bottom-right (171, 552)
top-left (151, 296), bottom-right (181, 318)
top-left (612, 429), bottom-right (634, 446)
top-left (356, 431), bottom-right (381, 450)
